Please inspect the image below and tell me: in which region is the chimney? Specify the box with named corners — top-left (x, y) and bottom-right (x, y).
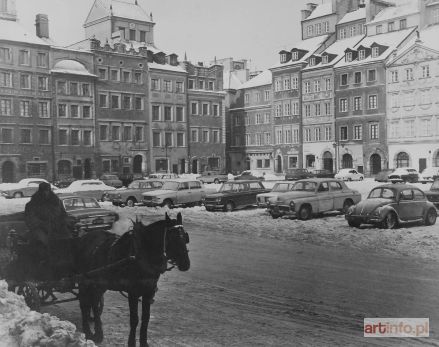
top-left (306, 3), bottom-right (318, 11)
top-left (358, 0), bottom-right (366, 8)
top-left (35, 14), bottom-right (49, 38)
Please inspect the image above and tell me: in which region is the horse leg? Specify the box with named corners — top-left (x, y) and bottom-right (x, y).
top-left (128, 292), bottom-right (139, 347)
top-left (79, 287), bottom-right (94, 341)
top-left (91, 291), bottom-right (104, 343)
top-left (139, 294), bottom-right (151, 347)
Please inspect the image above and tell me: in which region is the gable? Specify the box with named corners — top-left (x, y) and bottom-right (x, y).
top-left (391, 44), bottom-right (439, 66)
top-left (84, 0), bottom-right (110, 26)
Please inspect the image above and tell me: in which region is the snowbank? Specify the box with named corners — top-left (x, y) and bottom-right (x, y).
top-left (0, 280), bottom-right (95, 347)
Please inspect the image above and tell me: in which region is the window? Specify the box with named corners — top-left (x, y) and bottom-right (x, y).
top-left (368, 95), bottom-right (377, 109)
top-left (340, 74), bottom-right (348, 86)
top-left (191, 129), bottom-right (198, 142)
top-left (367, 69), bottom-right (376, 81)
top-left (307, 25), bottom-right (313, 37)
top-left (325, 102), bottom-right (331, 115)
top-left (305, 81), bottom-right (311, 93)
top-left (292, 77), bottom-right (298, 90)
top-left (58, 129), bottom-right (68, 145)
top-left (213, 104), bottom-right (219, 116)
top-left (123, 95), bottom-right (131, 109)
top-left (265, 113), bottom-right (271, 123)
top-left (70, 82), bottom-right (78, 95)
top-left (315, 103), bottom-right (321, 116)
top-left (208, 81), bottom-right (214, 90)
top-left (406, 68), bottom-right (414, 80)
top-left (134, 97), bottom-right (142, 110)
top-left (188, 79), bottom-right (194, 89)
top-left (198, 80), bottom-right (205, 89)
top-left (212, 130), bottom-right (219, 144)
top-left (112, 125), bottom-right (120, 141)
top-left (57, 81), bottom-right (66, 94)
top-left (135, 126), bottom-right (143, 142)
top-left (353, 125), bottom-right (362, 140)
top-left (339, 28), bottom-right (346, 39)
top-left (0, 99), bottom-right (11, 115)
top-left (19, 128), bottom-right (31, 144)
top-left (176, 81), bottom-right (184, 93)
top-left (39, 129), bottom-right (50, 144)
top-left (354, 72), bottom-right (362, 84)
top-left (264, 90), bottom-right (270, 100)
top-left (164, 106), bottom-right (172, 121)
top-left (370, 123), bottom-right (379, 139)
top-left (391, 70), bottom-right (398, 83)
top-left (110, 70), bottom-right (119, 81)
top-left (316, 23), bottom-right (322, 35)
top-left (58, 104), bottom-right (66, 117)
top-left (111, 95), bottom-right (120, 109)
top-left (0, 71), bottom-right (11, 87)
top-left (191, 102), bottom-right (198, 115)
top-left (324, 21), bottom-right (329, 33)
top-left (36, 77), bottom-right (47, 91)
top-left (99, 94), bottom-right (108, 108)
top-left (70, 105), bottom-right (79, 118)
top-left (400, 19), bottom-right (407, 29)
top-left (305, 104), bottom-right (311, 117)
top-left (371, 47), bottom-right (379, 58)
top-left (151, 79), bottom-right (160, 90)
top-left (325, 127), bottom-right (332, 141)
top-left (353, 96), bottom-right (362, 111)
top-left (358, 50), bottom-right (365, 60)
top-left (345, 52), bottom-right (352, 62)
top-left (38, 102), bottom-right (49, 118)
top-left (98, 68), bottom-right (107, 80)
top-left (83, 130), bottom-right (92, 146)
top-left (82, 84), bottom-right (90, 96)
top-left (325, 78), bottom-right (331, 90)
top-left (292, 103), bottom-right (299, 115)
top-left (388, 22), bottom-right (394, 32)
top-left (391, 93), bottom-right (399, 108)
top-left (315, 128), bottom-right (321, 141)
top-left (20, 74), bottom-right (30, 89)
top-left (434, 8), bottom-right (439, 23)
top-left (100, 125), bottom-right (108, 141)
top-left (309, 58), bottom-right (316, 66)
top-left (284, 103), bottom-right (291, 116)
top-left (152, 105), bottom-right (160, 121)
top-left (284, 78), bottom-right (291, 90)
top-left (322, 55), bottom-right (328, 64)
top-left (422, 65), bottom-right (430, 78)
top-left (376, 25), bottom-right (382, 34)
top-left (176, 107), bottom-right (184, 121)
top-left (304, 128), bottom-right (311, 142)
top-left (20, 100), bottom-right (30, 116)
top-left (164, 80), bottom-right (172, 92)
top-left (19, 50), bottom-right (30, 65)
top-left (71, 129), bottom-right (80, 145)
top-left (202, 103), bottom-right (209, 115)
top-left (129, 29), bottom-right (136, 41)
top-left (0, 47), bottom-right (11, 63)
top-left (122, 71), bottom-right (131, 83)
top-left (123, 126), bottom-right (132, 141)
top-left (176, 132), bottom-right (185, 146)
top-left (339, 98), bottom-right (348, 112)
top-left (350, 26), bottom-right (356, 37)
top-left (245, 93), bottom-right (250, 102)
top-left (83, 105), bottom-right (91, 118)
top-left (340, 126), bottom-right (348, 140)
top-left (202, 130), bottom-right (209, 143)
top-left (134, 71), bottom-right (142, 84)
top-left (314, 80), bottom-right (320, 92)
top-left (280, 53), bottom-right (287, 63)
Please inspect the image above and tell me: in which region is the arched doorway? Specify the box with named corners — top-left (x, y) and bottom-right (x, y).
top-left (2, 161), bottom-right (15, 182)
top-left (84, 158), bottom-right (92, 179)
top-left (396, 152), bottom-right (409, 168)
top-left (133, 155), bottom-right (142, 174)
top-left (276, 155), bottom-right (282, 173)
top-left (342, 154), bottom-right (353, 169)
top-left (370, 154), bottom-right (381, 174)
top-left (323, 152), bottom-right (333, 172)
top-left (57, 160), bottom-right (71, 176)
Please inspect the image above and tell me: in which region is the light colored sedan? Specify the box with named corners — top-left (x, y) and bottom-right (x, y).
top-left (267, 178), bottom-right (361, 220)
top-left (0, 178), bottom-right (57, 198)
top-left (256, 182), bottom-right (295, 208)
top-left (334, 168), bottom-right (364, 181)
top-left (55, 179), bottom-right (116, 201)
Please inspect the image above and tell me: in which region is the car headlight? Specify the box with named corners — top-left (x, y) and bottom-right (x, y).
top-left (372, 207), bottom-right (382, 216)
top-left (152, 197), bottom-right (161, 202)
top-left (216, 197), bottom-right (222, 203)
top-left (289, 201), bottom-right (295, 210)
top-left (346, 205), bottom-right (355, 215)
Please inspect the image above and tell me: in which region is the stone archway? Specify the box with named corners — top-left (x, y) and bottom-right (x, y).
top-left (342, 153), bottom-right (353, 169)
top-left (396, 152), bottom-right (409, 168)
top-left (322, 151), bottom-right (333, 172)
top-left (2, 161), bottom-right (15, 182)
top-left (370, 153), bottom-right (381, 174)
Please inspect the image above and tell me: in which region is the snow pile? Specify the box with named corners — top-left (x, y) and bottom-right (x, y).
top-left (0, 280), bottom-right (95, 347)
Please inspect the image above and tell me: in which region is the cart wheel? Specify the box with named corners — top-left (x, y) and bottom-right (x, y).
top-left (16, 282), bottom-right (41, 311)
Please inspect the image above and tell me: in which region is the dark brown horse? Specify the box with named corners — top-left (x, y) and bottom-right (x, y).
top-left (76, 212), bottom-right (190, 347)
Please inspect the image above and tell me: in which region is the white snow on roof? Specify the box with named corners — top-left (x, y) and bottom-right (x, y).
top-left (369, 1), bottom-right (419, 25)
top-left (239, 70), bottom-right (272, 89)
top-left (335, 27), bottom-right (416, 68)
top-left (304, 2), bottom-right (333, 21)
top-left (99, 0), bottom-right (152, 23)
top-left (303, 35), bottom-right (365, 71)
top-left (149, 62), bottom-right (186, 73)
top-left (338, 7), bottom-right (366, 25)
top-left (52, 59), bottom-right (96, 76)
top-left (271, 35), bottom-right (330, 69)
top-left (223, 72), bottom-right (243, 90)
top-left (0, 19), bottom-right (49, 45)
top-left (395, 25), bottom-right (439, 56)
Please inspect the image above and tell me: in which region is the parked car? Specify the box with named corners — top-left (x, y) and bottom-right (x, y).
top-left (345, 184), bottom-right (437, 229)
top-left (104, 179), bottom-right (164, 207)
top-left (267, 178), bottom-right (361, 220)
top-left (334, 169), bottom-right (364, 181)
top-left (148, 173), bottom-right (179, 180)
top-left (419, 167), bottom-right (439, 184)
top-left (234, 171), bottom-right (264, 181)
top-left (197, 171), bottom-right (228, 184)
top-left (99, 174), bottom-right (123, 188)
top-left (55, 179), bottom-right (116, 201)
top-left (310, 169), bottom-right (334, 178)
top-left (53, 176), bottom-right (76, 188)
top-left (204, 180), bottom-right (269, 212)
top-left (0, 178), bottom-right (57, 198)
top-left (387, 168), bottom-right (419, 183)
top-left (142, 179), bottom-right (205, 208)
top-left (374, 169), bottom-right (394, 183)
top-left (256, 182), bottom-right (295, 208)
top-left (425, 178), bottom-right (439, 208)
top-left (285, 168), bottom-right (313, 181)
top-left (0, 195), bottom-right (119, 243)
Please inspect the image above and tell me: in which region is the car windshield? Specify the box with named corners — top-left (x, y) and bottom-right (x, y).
top-left (271, 183), bottom-right (292, 192)
top-left (63, 197), bottom-right (100, 210)
top-left (291, 181), bottom-right (317, 192)
top-left (368, 188), bottom-right (396, 200)
top-left (219, 183), bottom-right (240, 192)
top-left (161, 181), bottom-right (179, 190)
top-left (128, 181), bottom-right (141, 189)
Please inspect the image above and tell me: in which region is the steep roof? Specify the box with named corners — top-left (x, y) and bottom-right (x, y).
top-left (239, 70), bottom-right (272, 89)
top-left (84, 0), bottom-right (153, 26)
top-left (337, 7), bottom-right (366, 25)
top-left (223, 72), bottom-right (243, 90)
top-left (304, 2), bottom-right (334, 21)
top-left (368, 1), bottom-right (419, 25)
top-left (0, 19), bottom-right (49, 46)
top-left (149, 62), bottom-right (186, 73)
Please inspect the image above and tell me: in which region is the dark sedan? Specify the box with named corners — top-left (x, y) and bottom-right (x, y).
top-left (311, 169), bottom-right (334, 178)
top-left (425, 179), bottom-right (439, 208)
top-left (204, 180), bottom-right (270, 212)
top-left (374, 169), bottom-right (394, 182)
top-left (345, 184), bottom-right (437, 229)
top-left (285, 168), bottom-right (313, 181)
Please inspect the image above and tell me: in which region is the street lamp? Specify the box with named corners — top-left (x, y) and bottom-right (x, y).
top-left (332, 141), bottom-right (338, 173)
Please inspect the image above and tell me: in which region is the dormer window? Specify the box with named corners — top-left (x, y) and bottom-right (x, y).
top-left (372, 47), bottom-right (379, 58)
top-left (388, 22), bottom-right (395, 32)
top-left (345, 52), bottom-right (353, 62)
top-left (358, 50), bottom-right (365, 60)
top-left (309, 57), bottom-right (316, 66)
top-left (280, 53), bottom-right (287, 63)
top-left (322, 55), bottom-right (328, 64)
top-left (292, 52), bottom-right (298, 61)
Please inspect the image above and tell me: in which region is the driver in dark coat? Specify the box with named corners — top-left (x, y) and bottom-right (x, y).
top-left (24, 182), bottom-right (75, 277)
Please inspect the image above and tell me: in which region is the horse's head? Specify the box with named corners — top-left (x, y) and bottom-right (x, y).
top-left (164, 212), bottom-right (190, 272)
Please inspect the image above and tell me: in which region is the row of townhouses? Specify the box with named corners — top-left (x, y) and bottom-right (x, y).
top-left (229, 0), bottom-right (439, 177)
top-left (2, 0), bottom-right (439, 183)
top-left (0, 0), bottom-right (227, 182)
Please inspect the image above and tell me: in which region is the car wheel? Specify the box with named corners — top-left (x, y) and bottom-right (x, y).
top-left (126, 198), bottom-right (136, 207)
top-left (224, 201), bottom-right (235, 212)
top-left (270, 211), bottom-right (281, 219)
top-left (298, 205), bottom-right (311, 220)
top-left (342, 199), bottom-right (354, 214)
top-left (381, 212), bottom-right (397, 229)
top-left (425, 208), bottom-right (437, 226)
top-left (13, 192), bottom-right (23, 198)
top-left (348, 177), bottom-right (352, 181)
top-left (359, 176), bottom-right (364, 181)
top-left (163, 199), bottom-right (173, 209)
top-left (214, 179), bottom-right (220, 184)
top-left (348, 219), bottom-right (361, 228)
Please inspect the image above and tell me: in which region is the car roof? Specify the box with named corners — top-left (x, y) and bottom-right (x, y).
top-left (59, 195), bottom-right (97, 200)
top-left (162, 178), bottom-right (201, 183)
top-left (374, 183), bottom-right (420, 191)
top-left (296, 178), bottom-right (344, 183)
top-left (226, 180), bottom-right (263, 183)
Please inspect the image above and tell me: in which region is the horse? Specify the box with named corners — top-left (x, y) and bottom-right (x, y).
top-left (76, 212), bottom-right (190, 347)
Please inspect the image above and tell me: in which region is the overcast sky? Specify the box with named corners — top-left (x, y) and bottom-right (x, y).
top-left (15, 0), bottom-right (319, 71)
